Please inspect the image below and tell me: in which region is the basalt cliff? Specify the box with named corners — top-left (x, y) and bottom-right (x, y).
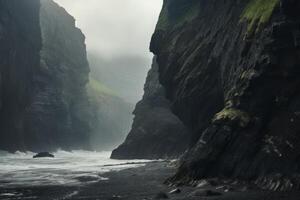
top-left (114, 0), bottom-right (300, 190)
top-left (112, 57), bottom-right (189, 159)
top-left (0, 0), bottom-right (91, 152)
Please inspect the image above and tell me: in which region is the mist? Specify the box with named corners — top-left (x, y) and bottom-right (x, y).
top-left (51, 0), bottom-right (162, 150)
top-left (54, 0), bottom-right (163, 103)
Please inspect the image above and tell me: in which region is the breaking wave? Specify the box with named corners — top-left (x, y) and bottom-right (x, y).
top-left (0, 150), bottom-right (151, 188)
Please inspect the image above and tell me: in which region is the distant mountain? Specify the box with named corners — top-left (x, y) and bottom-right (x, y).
top-left (88, 52), bottom-right (150, 104)
top-left (87, 76), bottom-right (134, 150)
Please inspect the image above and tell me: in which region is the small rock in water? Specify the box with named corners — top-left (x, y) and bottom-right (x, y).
top-left (33, 152), bottom-right (54, 158)
top-left (155, 192), bottom-right (169, 199)
top-left (169, 188), bottom-right (181, 194)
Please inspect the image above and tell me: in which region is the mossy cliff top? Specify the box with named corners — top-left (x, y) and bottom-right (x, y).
top-left (213, 108), bottom-right (251, 128)
top-left (241, 0), bottom-right (280, 34)
top-left (156, 0), bottom-right (279, 33)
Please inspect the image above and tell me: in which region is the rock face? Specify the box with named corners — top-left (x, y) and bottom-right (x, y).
top-left (114, 0), bottom-right (300, 190)
top-left (148, 0), bottom-right (300, 190)
top-left (111, 57), bottom-right (189, 159)
top-left (0, 0), bottom-right (42, 151)
top-left (31, 0), bottom-right (91, 151)
top-left (33, 152), bottom-right (55, 158)
top-left (0, 0), bottom-right (91, 152)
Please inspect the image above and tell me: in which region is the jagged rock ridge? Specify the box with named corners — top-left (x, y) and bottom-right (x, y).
top-left (112, 57), bottom-right (189, 159)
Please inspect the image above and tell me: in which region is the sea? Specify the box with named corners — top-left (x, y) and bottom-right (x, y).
top-left (0, 150), bottom-right (150, 199)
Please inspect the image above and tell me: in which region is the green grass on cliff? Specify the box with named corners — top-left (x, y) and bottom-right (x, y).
top-left (241, 0), bottom-right (279, 35)
top-left (213, 108), bottom-right (251, 128)
top-left (88, 78), bottom-right (116, 97)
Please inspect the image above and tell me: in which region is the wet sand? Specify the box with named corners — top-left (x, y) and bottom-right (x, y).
top-left (1, 161), bottom-right (300, 200)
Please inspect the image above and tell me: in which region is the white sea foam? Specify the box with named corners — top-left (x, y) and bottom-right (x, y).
top-left (0, 150), bottom-right (151, 188)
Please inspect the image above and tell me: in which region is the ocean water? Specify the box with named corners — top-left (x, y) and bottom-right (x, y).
top-left (0, 150), bottom-right (150, 188)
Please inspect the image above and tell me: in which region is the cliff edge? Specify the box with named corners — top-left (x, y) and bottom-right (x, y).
top-left (152, 0), bottom-right (300, 190)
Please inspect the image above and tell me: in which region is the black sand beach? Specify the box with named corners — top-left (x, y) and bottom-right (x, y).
top-left (1, 161), bottom-right (300, 200)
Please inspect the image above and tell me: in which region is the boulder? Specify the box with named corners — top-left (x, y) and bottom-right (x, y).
top-left (33, 152), bottom-right (54, 158)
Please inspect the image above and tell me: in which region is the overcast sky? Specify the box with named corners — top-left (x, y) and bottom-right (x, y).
top-left (53, 0), bottom-right (162, 59)
top-left (53, 0), bottom-right (163, 103)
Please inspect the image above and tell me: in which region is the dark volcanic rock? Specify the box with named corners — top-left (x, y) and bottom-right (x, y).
top-left (27, 0), bottom-right (91, 151)
top-left (33, 152), bottom-right (54, 158)
top-left (0, 0), bottom-right (92, 152)
top-left (146, 0), bottom-right (300, 191)
top-left (0, 0), bottom-right (42, 151)
top-left (111, 57), bottom-right (189, 159)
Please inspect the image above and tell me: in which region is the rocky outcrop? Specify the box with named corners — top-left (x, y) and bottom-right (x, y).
top-left (33, 152), bottom-right (54, 158)
top-left (0, 0), bottom-right (92, 152)
top-left (111, 57), bottom-right (189, 159)
top-left (148, 0), bottom-right (300, 190)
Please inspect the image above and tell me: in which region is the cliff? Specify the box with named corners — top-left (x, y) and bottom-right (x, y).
top-left (0, 0), bottom-right (92, 152)
top-left (0, 0), bottom-right (42, 151)
top-left (152, 0), bottom-right (300, 190)
top-left (117, 0), bottom-right (300, 190)
top-left (31, 0), bottom-right (91, 151)
top-left (111, 57), bottom-right (189, 159)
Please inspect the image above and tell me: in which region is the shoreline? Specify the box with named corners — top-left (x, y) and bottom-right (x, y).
top-left (1, 161), bottom-right (300, 200)
top-left (71, 162), bottom-right (300, 200)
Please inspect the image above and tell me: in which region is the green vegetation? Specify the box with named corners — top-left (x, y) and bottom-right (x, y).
top-left (213, 108), bottom-right (251, 128)
top-left (241, 0), bottom-right (279, 35)
top-left (88, 77), bottom-right (116, 97)
top-left (156, 1), bottom-right (199, 31)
